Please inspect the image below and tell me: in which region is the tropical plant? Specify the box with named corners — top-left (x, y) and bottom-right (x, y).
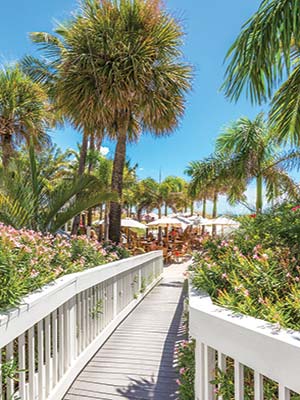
top-left (216, 114), bottom-right (300, 213)
top-left (0, 143), bottom-right (116, 233)
top-left (186, 155), bottom-right (246, 231)
top-left (0, 66), bottom-right (51, 167)
top-left (222, 0), bottom-right (300, 144)
top-left (24, 0), bottom-right (192, 242)
top-left (160, 176), bottom-right (188, 216)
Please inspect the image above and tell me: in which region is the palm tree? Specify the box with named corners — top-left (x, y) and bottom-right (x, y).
top-left (216, 114), bottom-right (300, 213)
top-left (24, 0), bottom-right (192, 243)
top-left (160, 176), bottom-right (187, 216)
top-left (222, 0), bottom-right (300, 144)
top-left (186, 155), bottom-right (246, 233)
top-left (0, 66), bottom-right (51, 167)
top-left (0, 143), bottom-right (116, 233)
top-left (133, 178), bottom-right (161, 221)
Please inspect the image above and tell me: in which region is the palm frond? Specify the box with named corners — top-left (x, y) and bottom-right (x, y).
top-left (270, 63), bottom-right (300, 145)
top-left (222, 0), bottom-right (300, 103)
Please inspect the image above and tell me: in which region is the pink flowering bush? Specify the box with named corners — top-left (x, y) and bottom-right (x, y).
top-left (192, 237), bottom-right (300, 330)
top-left (191, 203), bottom-right (300, 331)
top-left (0, 224), bottom-right (129, 310)
top-left (176, 339), bottom-right (195, 400)
top-left (184, 203), bottom-right (300, 400)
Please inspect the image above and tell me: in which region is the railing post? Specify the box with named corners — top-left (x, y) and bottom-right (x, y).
top-left (234, 360), bottom-right (244, 400)
top-left (279, 385), bottom-right (290, 400)
top-left (138, 265), bottom-right (142, 293)
top-left (195, 341), bottom-right (205, 400)
top-left (113, 277), bottom-right (118, 318)
top-left (69, 297), bottom-right (77, 364)
top-left (204, 345), bottom-right (215, 400)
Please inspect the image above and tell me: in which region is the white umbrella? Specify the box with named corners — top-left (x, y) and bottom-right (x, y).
top-left (199, 217), bottom-right (214, 226)
top-left (147, 216), bottom-right (183, 228)
top-left (147, 217), bottom-right (182, 228)
top-left (211, 217), bottom-right (239, 226)
top-left (94, 218), bottom-right (146, 230)
top-left (121, 218), bottom-right (146, 230)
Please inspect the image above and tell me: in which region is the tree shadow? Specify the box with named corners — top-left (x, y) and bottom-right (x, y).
top-left (116, 279), bottom-right (186, 399)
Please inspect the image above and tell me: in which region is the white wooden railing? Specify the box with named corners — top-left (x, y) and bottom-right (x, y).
top-left (189, 286), bottom-right (300, 400)
top-left (0, 251), bottom-right (163, 400)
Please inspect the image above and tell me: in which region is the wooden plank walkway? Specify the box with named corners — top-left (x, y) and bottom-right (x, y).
top-left (64, 261), bottom-right (188, 400)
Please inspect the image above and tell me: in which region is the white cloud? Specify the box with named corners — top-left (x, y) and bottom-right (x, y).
top-left (100, 146), bottom-right (109, 156)
top-left (139, 167), bottom-right (144, 171)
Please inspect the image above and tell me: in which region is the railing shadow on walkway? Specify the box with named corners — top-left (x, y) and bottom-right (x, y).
top-left (116, 279), bottom-right (187, 400)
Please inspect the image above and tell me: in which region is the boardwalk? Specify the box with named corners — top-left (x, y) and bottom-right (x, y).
top-left (64, 261), bottom-right (188, 400)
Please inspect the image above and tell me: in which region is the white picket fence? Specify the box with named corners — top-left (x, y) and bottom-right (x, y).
top-left (0, 251), bottom-right (163, 400)
top-left (189, 286), bottom-right (300, 400)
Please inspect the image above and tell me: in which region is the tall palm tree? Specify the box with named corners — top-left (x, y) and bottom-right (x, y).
top-left (222, 0), bottom-right (300, 144)
top-left (160, 176), bottom-right (187, 216)
top-left (0, 66), bottom-right (51, 167)
top-left (24, 0), bottom-right (192, 243)
top-left (186, 155), bottom-right (246, 233)
top-left (216, 114), bottom-right (300, 213)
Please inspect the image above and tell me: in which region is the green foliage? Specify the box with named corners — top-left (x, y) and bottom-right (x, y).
top-left (0, 144), bottom-right (116, 233)
top-left (222, 0), bottom-right (300, 145)
top-left (90, 299), bottom-right (103, 319)
top-left (140, 277), bottom-right (147, 293)
top-left (192, 202), bottom-right (300, 331)
top-left (0, 66), bottom-right (51, 166)
top-left (176, 340), bottom-right (195, 400)
top-left (0, 225), bottom-right (128, 311)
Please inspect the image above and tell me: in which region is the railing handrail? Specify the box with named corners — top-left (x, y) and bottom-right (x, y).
top-left (189, 286), bottom-right (300, 394)
top-left (0, 250), bottom-right (162, 348)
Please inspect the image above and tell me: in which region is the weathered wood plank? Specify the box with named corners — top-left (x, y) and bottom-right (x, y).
top-left (64, 262), bottom-right (189, 399)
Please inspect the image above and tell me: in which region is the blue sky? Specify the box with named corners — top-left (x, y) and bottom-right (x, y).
top-left (0, 0), bottom-right (265, 213)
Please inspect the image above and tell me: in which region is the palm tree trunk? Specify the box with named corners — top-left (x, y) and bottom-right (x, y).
top-left (71, 129), bottom-right (89, 235)
top-left (256, 175), bottom-right (263, 214)
top-left (201, 197), bottom-right (207, 235)
top-left (109, 130), bottom-right (127, 243)
top-left (98, 203), bottom-right (103, 241)
top-left (202, 198), bottom-right (207, 218)
top-left (104, 203), bottom-right (109, 240)
top-left (2, 134), bottom-right (13, 168)
top-left (164, 202), bottom-right (168, 216)
top-left (190, 201), bottom-right (194, 216)
top-left (87, 133), bottom-right (95, 228)
top-left (212, 192), bottom-right (218, 236)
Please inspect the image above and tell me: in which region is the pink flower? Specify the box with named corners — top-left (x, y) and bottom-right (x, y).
top-left (292, 205), bottom-right (300, 212)
top-left (261, 253), bottom-right (269, 261)
top-left (286, 272), bottom-right (292, 278)
top-left (30, 269), bottom-right (39, 278)
top-left (179, 368), bottom-right (186, 375)
top-left (253, 254), bottom-right (260, 260)
top-left (244, 289), bottom-right (249, 297)
top-left (295, 277), bottom-right (300, 282)
top-left (221, 273), bottom-right (227, 279)
top-left (176, 379), bottom-right (181, 386)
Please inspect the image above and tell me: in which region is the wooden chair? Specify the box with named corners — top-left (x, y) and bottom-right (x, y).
top-left (162, 247), bottom-right (172, 264)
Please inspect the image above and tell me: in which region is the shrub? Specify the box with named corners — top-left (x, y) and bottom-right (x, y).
top-left (191, 203), bottom-right (300, 331)
top-left (176, 339), bottom-right (195, 400)
top-left (0, 224), bottom-right (129, 310)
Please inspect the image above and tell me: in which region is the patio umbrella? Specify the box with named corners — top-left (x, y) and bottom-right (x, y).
top-left (211, 217), bottom-right (239, 226)
top-left (211, 216), bottom-right (240, 235)
top-left (94, 218), bottom-right (146, 230)
top-left (147, 217), bottom-right (184, 244)
top-left (147, 217), bottom-right (183, 229)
